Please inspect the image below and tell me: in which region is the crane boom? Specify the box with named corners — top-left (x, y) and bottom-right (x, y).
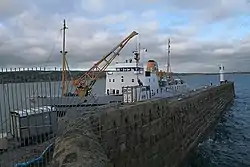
top-left (74, 31), bottom-right (139, 98)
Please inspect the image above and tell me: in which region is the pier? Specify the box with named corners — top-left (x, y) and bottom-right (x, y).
top-left (50, 82), bottom-right (235, 167)
top-left (0, 66), bottom-right (235, 167)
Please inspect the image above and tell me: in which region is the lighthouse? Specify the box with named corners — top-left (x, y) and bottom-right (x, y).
top-left (219, 64), bottom-right (225, 84)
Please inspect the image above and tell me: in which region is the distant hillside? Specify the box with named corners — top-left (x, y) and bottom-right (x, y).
top-left (0, 70), bottom-right (106, 84)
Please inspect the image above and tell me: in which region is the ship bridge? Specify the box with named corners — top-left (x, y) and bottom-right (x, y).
top-left (105, 58), bottom-right (144, 95)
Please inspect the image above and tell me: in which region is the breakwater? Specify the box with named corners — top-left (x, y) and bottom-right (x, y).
top-left (50, 82), bottom-right (235, 167)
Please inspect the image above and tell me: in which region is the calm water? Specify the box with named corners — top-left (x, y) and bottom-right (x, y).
top-left (0, 74), bottom-right (249, 166)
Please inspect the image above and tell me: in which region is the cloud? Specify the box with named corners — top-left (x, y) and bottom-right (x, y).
top-left (198, 0), bottom-right (250, 23)
top-left (0, 0), bottom-right (30, 19)
top-left (81, 0), bottom-right (106, 13)
top-left (0, 0), bottom-right (249, 73)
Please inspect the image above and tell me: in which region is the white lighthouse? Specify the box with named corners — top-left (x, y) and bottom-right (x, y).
top-left (219, 64), bottom-right (225, 84)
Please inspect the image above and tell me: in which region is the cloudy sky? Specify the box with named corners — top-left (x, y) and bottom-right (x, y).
top-left (0, 0), bottom-right (250, 73)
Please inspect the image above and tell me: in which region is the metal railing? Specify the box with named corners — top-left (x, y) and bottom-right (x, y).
top-left (0, 67), bottom-right (116, 167)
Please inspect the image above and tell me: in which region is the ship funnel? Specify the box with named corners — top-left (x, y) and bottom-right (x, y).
top-left (146, 60), bottom-right (159, 73)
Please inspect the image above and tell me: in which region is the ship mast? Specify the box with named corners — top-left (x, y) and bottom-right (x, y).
top-left (136, 42), bottom-right (141, 80)
top-left (133, 36), bottom-right (140, 80)
top-left (166, 38), bottom-right (171, 80)
top-left (60, 19), bottom-right (68, 96)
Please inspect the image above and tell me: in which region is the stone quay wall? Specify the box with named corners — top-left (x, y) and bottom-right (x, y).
top-left (51, 82), bottom-right (235, 167)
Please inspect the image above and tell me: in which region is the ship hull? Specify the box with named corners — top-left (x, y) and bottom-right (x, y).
top-left (29, 94), bottom-right (123, 107)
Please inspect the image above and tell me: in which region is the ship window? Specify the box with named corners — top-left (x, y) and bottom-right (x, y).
top-left (109, 79), bottom-right (111, 82)
top-left (113, 79), bottom-right (115, 82)
top-left (124, 68), bottom-right (127, 71)
top-left (121, 76), bottom-right (124, 78)
top-left (121, 79), bottom-right (124, 82)
top-left (128, 68), bottom-right (131, 71)
top-left (157, 89), bottom-right (158, 93)
top-left (120, 68), bottom-right (123, 71)
top-left (132, 79), bottom-right (134, 82)
top-left (145, 71), bottom-right (151, 77)
top-left (149, 79), bottom-right (150, 82)
top-left (116, 90), bottom-right (119, 94)
top-left (113, 89), bottom-right (115, 94)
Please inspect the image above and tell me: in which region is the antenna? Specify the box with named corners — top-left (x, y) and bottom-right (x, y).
top-left (60, 19), bottom-right (68, 96)
top-left (166, 38), bottom-right (171, 79)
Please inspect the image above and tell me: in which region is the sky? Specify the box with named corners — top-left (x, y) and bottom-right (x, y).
top-left (0, 0), bottom-right (250, 73)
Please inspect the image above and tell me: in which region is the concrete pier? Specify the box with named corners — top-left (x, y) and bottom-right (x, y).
top-left (50, 82), bottom-right (235, 167)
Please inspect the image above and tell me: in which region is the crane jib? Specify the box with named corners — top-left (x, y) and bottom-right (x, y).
top-left (74, 31), bottom-right (138, 98)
